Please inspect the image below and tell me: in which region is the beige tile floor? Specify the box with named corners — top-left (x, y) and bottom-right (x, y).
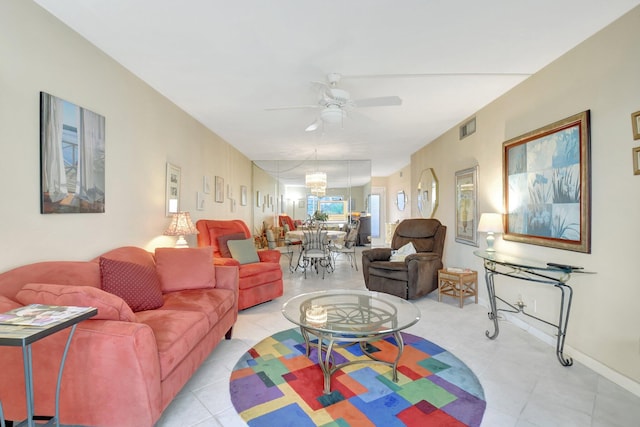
top-left (156, 247), bottom-right (640, 427)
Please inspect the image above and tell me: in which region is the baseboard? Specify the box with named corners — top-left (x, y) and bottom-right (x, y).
top-left (477, 297), bottom-right (640, 398)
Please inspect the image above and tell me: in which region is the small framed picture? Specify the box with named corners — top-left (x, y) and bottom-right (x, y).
top-left (240, 185), bottom-right (247, 206)
top-left (633, 146), bottom-right (640, 175)
top-left (196, 192), bottom-right (205, 210)
top-left (215, 176), bottom-right (224, 203)
top-left (632, 111), bottom-right (640, 140)
top-left (256, 191), bottom-right (262, 207)
top-left (203, 175), bottom-right (211, 194)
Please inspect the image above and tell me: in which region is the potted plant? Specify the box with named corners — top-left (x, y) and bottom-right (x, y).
top-left (313, 210), bottom-right (329, 222)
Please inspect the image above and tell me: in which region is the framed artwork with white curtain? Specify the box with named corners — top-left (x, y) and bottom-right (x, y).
top-left (40, 92), bottom-right (105, 214)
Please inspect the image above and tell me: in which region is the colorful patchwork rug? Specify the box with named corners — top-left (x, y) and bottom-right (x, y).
top-left (230, 328), bottom-right (486, 426)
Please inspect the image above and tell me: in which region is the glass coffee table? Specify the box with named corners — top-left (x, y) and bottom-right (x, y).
top-left (282, 289), bottom-right (421, 394)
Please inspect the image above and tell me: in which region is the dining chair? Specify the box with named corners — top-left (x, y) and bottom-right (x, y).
top-left (329, 220), bottom-right (360, 271)
top-left (301, 224), bottom-right (332, 279)
top-left (265, 228), bottom-right (296, 272)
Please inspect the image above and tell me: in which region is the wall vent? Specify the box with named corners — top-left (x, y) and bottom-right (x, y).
top-left (459, 117), bottom-right (476, 140)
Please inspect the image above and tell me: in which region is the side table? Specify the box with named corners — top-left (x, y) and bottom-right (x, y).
top-left (0, 305), bottom-right (97, 427)
top-left (438, 269), bottom-right (478, 308)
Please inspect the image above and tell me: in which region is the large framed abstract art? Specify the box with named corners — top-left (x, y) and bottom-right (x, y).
top-left (503, 110), bottom-right (591, 253)
top-left (40, 92), bottom-right (105, 214)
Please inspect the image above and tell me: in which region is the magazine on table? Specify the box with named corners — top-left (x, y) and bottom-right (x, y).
top-left (0, 304), bottom-right (94, 327)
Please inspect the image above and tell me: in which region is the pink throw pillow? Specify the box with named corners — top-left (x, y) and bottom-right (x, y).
top-left (15, 283), bottom-right (136, 322)
top-left (154, 246), bottom-right (215, 293)
top-left (100, 257), bottom-right (164, 312)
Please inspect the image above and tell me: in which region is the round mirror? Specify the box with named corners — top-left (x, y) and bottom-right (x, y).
top-left (417, 168), bottom-right (439, 218)
top-left (396, 190), bottom-right (406, 211)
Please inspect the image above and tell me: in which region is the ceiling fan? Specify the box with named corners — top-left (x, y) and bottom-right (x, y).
top-left (266, 72), bottom-right (402, 132)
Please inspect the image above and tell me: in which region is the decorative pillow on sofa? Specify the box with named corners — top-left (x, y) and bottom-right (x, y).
top-left (99, 257), bottom-right (164, 312)
top-left (154, 246), bottom-right (215, 292)
top-left (217, 232), bottom-right (247, 258)
top-left (389, 242), bottom-right (417, 262)
top-left (15, 283), bottom-right (136, 322)
top-left (227, 238), bottom-right (260, 265)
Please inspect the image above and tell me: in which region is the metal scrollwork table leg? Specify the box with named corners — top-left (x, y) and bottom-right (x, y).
top-left (483, 261), bottom-right (574, 367)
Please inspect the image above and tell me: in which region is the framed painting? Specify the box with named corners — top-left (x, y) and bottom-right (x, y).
top-left (40, 92), bottom-right (105, 214)
top-left (166, 163), bottom-right (181, 216)
top-left (632, 110), bottom-right (640, 140)
top-left (455, 166), bottom-right (478, 246)
top-left (240, 185), bottom-right (247, 206)
top-left (503, 110), bottom-right (591, 253)
top-left (215, 176), bottom-right (224, 203)
top-left (633, 147), bottom-right (640, 175)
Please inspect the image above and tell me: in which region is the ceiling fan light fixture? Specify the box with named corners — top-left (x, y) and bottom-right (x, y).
top-left (321, 106), bottom-right (345, 124)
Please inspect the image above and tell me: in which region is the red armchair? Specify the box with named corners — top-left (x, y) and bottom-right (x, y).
top-left (278, 214), bottom-right (297, 231)
top-left (196, 219), bottom-right (283, 310)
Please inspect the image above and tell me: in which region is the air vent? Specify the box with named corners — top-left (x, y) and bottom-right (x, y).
top-left (459, 117), bottom-right (476, 140)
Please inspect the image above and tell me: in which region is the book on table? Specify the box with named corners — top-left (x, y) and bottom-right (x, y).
top-left (0, 304), bottom-right (95, 327)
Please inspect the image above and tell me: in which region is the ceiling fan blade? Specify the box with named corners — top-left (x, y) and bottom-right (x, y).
top-left (265, 105), bottom-right (321, 111)
top-left (352, 96), bottom-right (402, 108)
top-left (305, 119), bottom-right (321, 132)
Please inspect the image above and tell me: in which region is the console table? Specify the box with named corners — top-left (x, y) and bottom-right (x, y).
top-left (474, 250), bottom-right (593, 366)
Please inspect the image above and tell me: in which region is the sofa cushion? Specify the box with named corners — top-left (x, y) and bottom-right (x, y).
top-left (227, 238), bottom-right (260, 265)
top-left (15, 283), bottom-right (136, 322)
top-left (155, 247), bottom-right (215, 292)
top-left (216, 232), bottom-right (246, 258)
top-left (0, 294), bottom-right (21, 312)
top-left (160, 288), bottom-right (236, 329)
top-left (100, 257), bottom-right (164, 312)
top-left (134, 309), bottom-right (210, 380)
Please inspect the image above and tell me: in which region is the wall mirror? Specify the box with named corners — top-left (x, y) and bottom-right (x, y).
top-left (252, 159), bottom-right (371, 228)
top-left (417, 168), bottom-right (439, 218)
top-left (396, 190), bottom-right (406, 211)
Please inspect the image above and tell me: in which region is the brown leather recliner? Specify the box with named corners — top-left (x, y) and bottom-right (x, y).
top-left (362, 218), bottom-right (446, 300)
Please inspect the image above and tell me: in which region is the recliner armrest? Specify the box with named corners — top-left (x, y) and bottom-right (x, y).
top-left (404, 252), bottom-right (441, 263)
top-left (362, 248), bottom-right (392, 262)
top-left (362, 248), bottom-right (393, 286)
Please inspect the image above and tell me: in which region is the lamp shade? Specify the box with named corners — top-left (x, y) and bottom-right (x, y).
top-left (164, 212), bottom-right (198, 247)
top-left (477, 213), bottom-right (503, 233)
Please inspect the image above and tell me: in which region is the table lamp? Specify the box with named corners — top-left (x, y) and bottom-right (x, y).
top-left (477, 213), bottom-right (503, 252)
top-left (164, 211), bottom-right (198, 248)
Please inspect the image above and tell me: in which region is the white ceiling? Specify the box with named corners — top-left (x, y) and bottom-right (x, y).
top-left (34, 0), bottom-right (640, 177)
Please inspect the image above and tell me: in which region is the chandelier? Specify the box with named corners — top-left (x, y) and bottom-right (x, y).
top-left (305, 150), bottom-right (327, 195)
top-left (305, 171), bottom-right (327, 191)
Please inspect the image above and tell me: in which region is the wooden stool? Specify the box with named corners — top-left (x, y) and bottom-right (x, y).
top-left (438, 269), bottom-right (478, 308)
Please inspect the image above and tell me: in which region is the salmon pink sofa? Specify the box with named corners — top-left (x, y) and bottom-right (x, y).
top-left (0, 246), bottom-right (239, 427)
top-left (196, 219), bottom-right (283, 310)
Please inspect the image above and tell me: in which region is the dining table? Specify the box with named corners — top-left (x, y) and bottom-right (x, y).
top-left (285, 229), bottom-right (347, 273)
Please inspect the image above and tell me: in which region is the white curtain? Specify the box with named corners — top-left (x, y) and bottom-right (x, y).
top-left (41, 93), bottom-right (67, 203)
top-left (77, 108), bottom-right (105, 204)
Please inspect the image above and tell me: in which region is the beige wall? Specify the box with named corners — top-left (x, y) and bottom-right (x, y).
top-left (0, 1), bottom-right (252, 271)
top-left (385, 164), bottom-right (412, 224)
top-left (411, 7), bottom-right (640, 393)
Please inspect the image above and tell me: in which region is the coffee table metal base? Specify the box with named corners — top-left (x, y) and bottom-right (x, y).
top-left (300, 327), bottom-right (404, 394)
